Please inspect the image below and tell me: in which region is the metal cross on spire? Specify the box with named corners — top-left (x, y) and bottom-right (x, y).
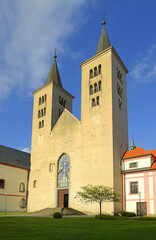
top-left (54, 48), bottom-right (57, 59)
top-left (102, 13), bottom-right (106, 26)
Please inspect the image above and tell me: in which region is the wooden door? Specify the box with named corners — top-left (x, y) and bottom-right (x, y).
top-left (137, 202), bottom-right (147, 216)
top-left (58, 189), bottom-right (69, 208)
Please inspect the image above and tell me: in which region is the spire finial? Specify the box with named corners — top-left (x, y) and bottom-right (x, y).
top-left (102, 13), bottom-right (106, 26)
top-left (130, 136), bottom-right (136, 151)
top-left (54, 48), bottom-right (57, 59)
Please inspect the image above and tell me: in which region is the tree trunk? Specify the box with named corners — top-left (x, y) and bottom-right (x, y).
top-left (100, 201), bottom-right (102, 219)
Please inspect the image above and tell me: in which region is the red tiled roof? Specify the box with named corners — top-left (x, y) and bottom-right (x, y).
top-left (123, 146), bottom-right (156, 159)
top-left (151, 161), bottom-right (156, 169)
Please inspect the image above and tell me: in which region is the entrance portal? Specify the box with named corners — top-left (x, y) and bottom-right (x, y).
top-left (137, 202), bottom-right (147, 216)
top-left (58, 189), bottom-right (69, 208)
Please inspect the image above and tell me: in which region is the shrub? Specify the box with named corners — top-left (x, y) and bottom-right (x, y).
top-left (118, 211), bottom-right (136, 217)
top-left (53, 212), bottom-right (62, 219)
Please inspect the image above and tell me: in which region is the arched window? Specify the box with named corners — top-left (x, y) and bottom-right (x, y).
top-left (94, 67), bottom-right (98, 77)
top-left (63, 100), bottom-right (66, 107)
top-left (57, 154), bottom-right (69, 188)
top-left (44, 107), bottom-right (46, 116)
top-left (96, 96), bottom-right (99, 105)
top-left (41, 109), bottom-right (43, 117)
top-left (90, 85), bottom-right (93, 95)
top-left (90, 69), bottom-right (93, 79)
top-left (38, 110), bottom-right (41, 118)
top-left (20, 198), bottom-right (26, 209)
top-left (42, 96), bottom-right (44, 103)
top-left (98, 81), bottom-right (101, 91)
top-left (92, 98), bottom-right (96, 107)
top-left (33, 180), bottom-right (37, 188)
top-left (94, 83), bottom-right (98, 93)
top-left (98, 64), bottom-right (101, 74)
top-left (19, 183), bottom-right (25, 192)
top-left (39, 97), bottom-right (41, 105)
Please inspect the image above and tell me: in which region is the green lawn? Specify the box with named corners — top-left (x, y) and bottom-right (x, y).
top-left (0, 217), bottom-right (156, 240)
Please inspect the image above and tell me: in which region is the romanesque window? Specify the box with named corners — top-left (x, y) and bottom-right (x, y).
top-left (39, 120), bottom-right (44, 128)
top-left (90, 69), bottom-right (93, 79)
top-left (42, 120), bottom-right (44, 128)
top-left (117, 67), bottom-right (123, 82)
top-left (0, 179), bottom-right (5, 189)
top-left (98, 81), bottom-right (101, 91)
top-left (63, 100), bottom-right (66, 107)
top-left (39, 95), bottom-right (47, 105)
top-left (98, 64), bottom-right (101, 74)
top-left (33, 180), bottom-right (37, 188)
top-left (38, 110), bottom-right (41, 118)
top-left (44, 107), bottom-right (46, 116)
top-left (92, 98), bottom-right (96, 107)
top-left (41, 109), bottom-right (43, 117)
top-left (59, 96), bottom-right (66, 107)
top-left (94, 83), bottom-right (98, 93)
top-left (19, 183), bottom-right (25, 192)
top-left (90, 85), bottom-right (93, 95)
top-left (96, 96), bottom-right (99, 105)
top-left (39, 97), bottom-right (41, 105)
top-left (118, 99), bottom-right (122, 110)
top-left (117, 83), bottom-right (123, 98)
top-left (94, 67), bottom-right (98, 77)
top-left (57, 154), bottom-right (69, 188)
top-left (130, 182), bottom-right (138, 194)
top-left (59, 109), bottom-right (63, 117)
top-left (42, 96), bottom-right (44, 104)
top-left (20, 198), bottom-right (26, 209)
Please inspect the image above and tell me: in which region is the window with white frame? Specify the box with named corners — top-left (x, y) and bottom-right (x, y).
top-left (130, 181), bottom-right (138, 194)
top-left (129, 162), bottom-right (138, 168)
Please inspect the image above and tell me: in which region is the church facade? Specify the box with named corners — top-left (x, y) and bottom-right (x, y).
top-left (28, 21), bottom-right (128, 215)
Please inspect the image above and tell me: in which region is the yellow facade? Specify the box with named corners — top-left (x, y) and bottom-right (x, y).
top-left (0, 164), bottom-right (29, 212)
top-left (28, 26), bottom-right (128, 214)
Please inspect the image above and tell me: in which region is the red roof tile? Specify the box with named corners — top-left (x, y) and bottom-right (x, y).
top-left (123, 146), bottom-right (156, 159)
top-left (151, 161), bottom-right (156, 169)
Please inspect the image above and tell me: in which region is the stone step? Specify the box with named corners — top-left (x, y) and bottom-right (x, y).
top-left (30, 207), bottom-right (85, 216)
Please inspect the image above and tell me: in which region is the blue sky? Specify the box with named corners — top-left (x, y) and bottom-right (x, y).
top-left (0, 0), bottom-right (156, 153)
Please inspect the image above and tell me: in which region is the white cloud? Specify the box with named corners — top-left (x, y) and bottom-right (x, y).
top-left (0, 0), bottom-right (88, 102)
top-left (130, 44), bottom-right (156, 83)
top-left (19, 147), bottom-right (31, 154)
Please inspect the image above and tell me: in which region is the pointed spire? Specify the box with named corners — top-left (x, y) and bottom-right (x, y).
top-left (96, 19), bottom-right (111, 55)
top-left (45, 50), bottom-right (63, 87)
top-left (130, 137), bottom-right (136, 151)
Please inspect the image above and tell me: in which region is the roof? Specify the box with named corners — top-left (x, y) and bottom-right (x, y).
top-left (151, 161), bottom-right (156, 169)
top-left (0, 145), bottom-right (30, 170)
top-left (96, 20), bottom-right (111, 55)
top-left (45, 56), bottom-right (63, 87)
top-left (123, 146), bottom-right (156, 159)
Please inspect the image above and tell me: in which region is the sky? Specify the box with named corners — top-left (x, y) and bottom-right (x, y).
top-left (0, 0), bottom-right (156, 153)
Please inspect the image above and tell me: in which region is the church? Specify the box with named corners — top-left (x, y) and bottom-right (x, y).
top-left (27, 20), bottom-right (129, 215)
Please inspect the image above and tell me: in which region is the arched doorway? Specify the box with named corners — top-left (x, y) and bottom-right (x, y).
top-left (57, 154), bottom-right (69, 208)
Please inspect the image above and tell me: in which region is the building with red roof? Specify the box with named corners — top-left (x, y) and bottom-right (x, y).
top-left (122, 138), bottom-right (156, 215)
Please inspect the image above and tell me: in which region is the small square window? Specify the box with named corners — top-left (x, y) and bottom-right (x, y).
top-left (130, 162), bottom-right (138, 168)
top-left (0, 179), bottom-right (5, 189)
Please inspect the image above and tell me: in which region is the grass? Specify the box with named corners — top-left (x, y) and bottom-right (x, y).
top-left (0, 212), bottom-right (28, 215)
top-left (0, 217), bottom-right (156, 240)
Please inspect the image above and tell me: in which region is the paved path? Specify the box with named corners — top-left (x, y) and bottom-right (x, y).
top-left (0, 214), bottom-right (95, 218)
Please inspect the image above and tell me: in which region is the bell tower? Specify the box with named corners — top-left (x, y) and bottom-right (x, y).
top-left (80, 20), bottom-right (128, 212)
top-left (28, 53), bottom-right (74, 211)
